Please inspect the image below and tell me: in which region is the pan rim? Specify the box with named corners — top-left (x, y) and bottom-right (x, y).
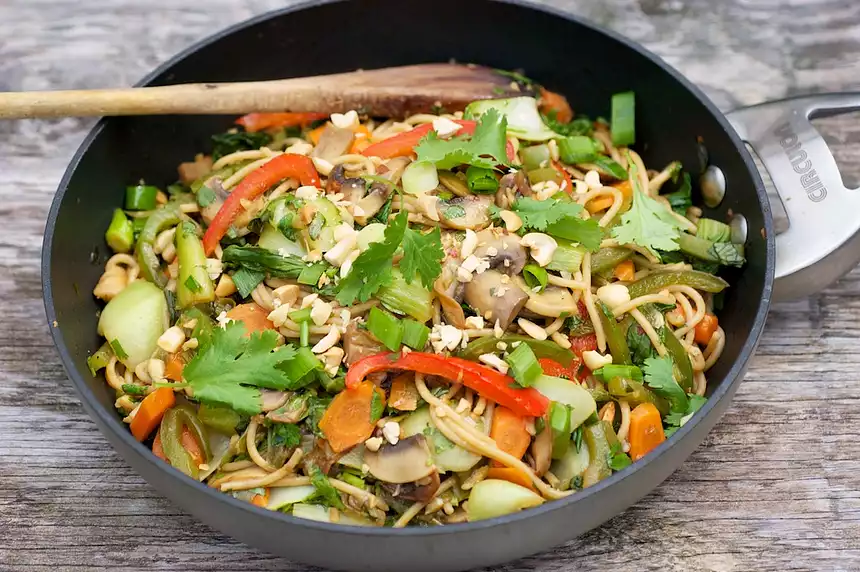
top-left (41, 0), bottom-right (775, 539)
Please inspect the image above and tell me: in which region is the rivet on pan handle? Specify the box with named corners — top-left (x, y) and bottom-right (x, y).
top-left (726, 93), bottom-right (860, 301)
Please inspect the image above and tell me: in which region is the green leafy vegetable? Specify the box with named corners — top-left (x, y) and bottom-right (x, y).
top-left (512, 197), bottom-right (583, 232)
top-left (592, 157), bottom-right (628, 180)
top-left (309, 465), bottom-right (345, 510)
top-left (336, 210), bottom-right (407, 306)
top-left (626, 324), bottom-right (657, 366)
top-left (268, 421), bottom-right (302, 449)
top-left (711, 242), bottom-right (746, 267)
top-left (664, 394), bottom-right (708, 437)
top-left (211, 130), bottom-right (272, 161)
top-left (182, 321), bottom-right (301, 415)
top-left (522, 264), bottom-right (548, 293)
top-left (222, 245), bottom-right (327, 280)
top-left (414, 108), bottom-right (509, 169)
top-left (110, 339), bottom-right (129, 361)
top-left (642, 356), bottom-right (689, 415)
top-left (611, 187), bottom-right (685, 254)
top-left (306, 395), bottom-right (332, 438)
top-left (558, 136), bottom-right (600, 164)
top-left (665, 172), bottom-right (692, 214)
top-left (608, 441), bottom-right (633, 471)
top-left (400, 226), bottom-right (444, 289)
top-left (443, 205), bottom-right (467, 220)
top-left (366, 306), bottom-right (403, 352)
top-left (231, 268), bottom-right (266, 298)
top-left (121, 384), bottom-right (147, 396)
top-left (196, 186), bottom-right (217, 208)
top-left (542, 111), bottom-right (593, 137)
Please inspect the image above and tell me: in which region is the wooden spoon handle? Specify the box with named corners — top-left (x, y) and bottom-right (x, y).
top-left (0, 64), bottom-right (532, 119)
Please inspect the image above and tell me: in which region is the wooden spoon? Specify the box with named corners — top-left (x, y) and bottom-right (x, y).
top-left (0, 63), bottom-right (535, 120)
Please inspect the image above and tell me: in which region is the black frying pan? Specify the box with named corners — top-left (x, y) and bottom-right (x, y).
top-left (41, 0), bottom-right (859, 570)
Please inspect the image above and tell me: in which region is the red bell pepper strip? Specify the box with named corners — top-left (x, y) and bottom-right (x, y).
top-left (569, 334), bottom-right (598, 360)
top-left (202, 154), bottom-right (319, 255)
top-left (361, 120), bottom-right (517, 163)
top-left (346, 352), bottom-right (549, 417)
top-left (236, 112), bottom-right (328, 132)
top-left (538, 358), bottom-right (579, 381)
top-left (553, 160), bottom-right (575, 195)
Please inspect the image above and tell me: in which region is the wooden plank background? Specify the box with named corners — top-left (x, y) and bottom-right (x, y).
top-left (1, 0), bottom-right (859, 570)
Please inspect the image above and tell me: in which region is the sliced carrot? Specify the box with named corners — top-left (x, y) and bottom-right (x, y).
top-left (388, 373), bottom-right (420, 411)
top-left (130, 387), bottom-right (176, 441)
top-left (628, 402), bottom-right (666, 461)
top-left (489, 406), bottom-right (532, 467)
top-left (539, 87), bottom-right (573, 123)
top-left (319, 381), bottom-right (385, 453)
top-left (251, 489), bottom-right (270, 507)
top-left (164, 353), bottom-right (185, 381)
top-left (694, 313), bottom-right (719, 345)
top-left (226, 303), bottom-right (275, 334)
top-left (151, 425), bottom-right (204, 466)
top-left (349, 124), bottom-right (373, 154)
top-left (487, 467), bottom-right (537, 492)
top-left (586, 195), bottom-right (615, 214)
top-left (308, 124), bottom-right (327, 145)
top-left (613, 260), bottom-right (635, 282)
top-left (236, 112), bottom-right (328, 132)
top-left (612, 179), bottom-right (633, 198)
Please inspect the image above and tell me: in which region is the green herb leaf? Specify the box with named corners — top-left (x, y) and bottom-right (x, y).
top-left (306, 395), bottom-right (332, 438)
top-left (211, 130), bottom-right (272, 161)
top-left (642, 356), bottom-right (689, 415)
top-left (542, 110), bottom-right (593, 137)
top-left (626, 324), bottom-right (657, 366)
top-left (608, 441), bottom-right (633, 471)
top-left (710, 242), bottom-right (746, 268)
top-left (182, 321), bottom-right (301, 415)
top-left (196, 186), bottom-right (217, 208)
top-left (665, 172), bottom-right (692, 214)
top-left (121, 384), bottom-right (146, 396)
top-left (184, 274), bottom-right (202, 293)
top-left (664, 394), bottom-right (707, 427)
top-left (443, 205), bottom-right (467, 220)
top-left (611, 187), bottom-right (685, 254)
top-left (512, 196), bottom-right (582, 231)
top-left (522, 264), bottom-right (548, 293)
top-left (309, 465), bottom-right (345, 510)
top-left (414, 108), bottom-right (509, 170)
top-left (268, 422), bottom-right (302, 449)
top-left (400, 226), bottom-right (444, 289)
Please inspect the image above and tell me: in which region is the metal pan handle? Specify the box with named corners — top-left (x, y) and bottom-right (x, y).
top-left (726, 93), bottom-right (860, 300)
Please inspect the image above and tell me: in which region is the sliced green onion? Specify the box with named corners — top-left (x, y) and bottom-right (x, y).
top-left (696, 218), bottom-right (732, 243)
top-left (339, 472), bottom-right (366, 490)
top-left (297, 263), bottom-right (326, 286)
top-left (300, 321), bottom-right (310, 347)
top-left (520, 144), bottom-right (552, 171)
top-left (522, 264), bottom-right (548, 293)
top-left (505, 342), bottom-right (542, 388)
top-left (125, 184), bottom-right (158, 210)
top-left (402, 161), bottom-right (439, 195)
top-left (527, 167), bottom-right (563, 185)
top-left (610, 91), bottom-right (635, 146)
top-left (549, 401), bottom-right (572, 460)
top-left (592, 157), bottom-right (628, 180)
top-left (401, 319), bottom-right (430, 350)
top-left (231, 268), bottom-right (265, 298)
top-left (110, 339), bottom-right (129, 361)
top-left (547, 240), bottom-right (586, 273)
top-left (594, 364), bottom-right (643, 382)
top-left (121, 383), bottom-right (147, 396)
top-left (558, 136), bottom-right (600, 164)
top-left (105, 208), bottom-right (134, 253)
top-left (367, 306), bottom-right (403, 351)
top-left (289, 307), bottom-right (313, 323)
top-left (184, 275), bottom-right (202, 293)
top-left (465, 166), bottom-right (499, 194)
top-left (282, 347), bottom-right (322, 389)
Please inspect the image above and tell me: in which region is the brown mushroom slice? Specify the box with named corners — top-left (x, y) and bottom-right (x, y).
top-left (260, 390), bottom-right (290, 412)
top-left (496, 171), bottom-right (532, 208)
top-left (326, 164), bottom-right (367, 204)
top-left (379, 470), bottom-right (441, 502)
top-left (343, 321), bottom-right (387, 366)
top-left (363, 435), bottom-right (436, 484)
top-left (311, 125), bottom-right (355, 163)
top-left (464, 270), bottom-right (529, 330)
top-left (473, 229), bottom-right (528, 275)
top-left (433, 272), bottom-right (466, 329)
top-left (531, 415), bottom-right (553, 476)
top-left (438, 195), bottom-right (493, 230)
top-left (512, 276), bottom-right (579, 317)
top-left (354, 157), bottom-right (410, 224)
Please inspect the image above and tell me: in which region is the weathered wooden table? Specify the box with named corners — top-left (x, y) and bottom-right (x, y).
top-left (2, 1), bottom-right (859, 570)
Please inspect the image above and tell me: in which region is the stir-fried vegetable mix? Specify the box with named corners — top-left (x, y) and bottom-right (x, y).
top-left (89, 77), bottom-right (743, 527)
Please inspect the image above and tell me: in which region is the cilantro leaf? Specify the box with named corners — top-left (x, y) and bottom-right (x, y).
top-left (400, 226), bottom-right (444, 289)
top-left (642, 356), bottom-right (689, 414)
top-left (512, 197), bottom-right (583, 231)
top-left (608, 442), bottom-right (633, 471)
top-left (309, 465), bottom-right (345, 510)
top-left (414, 108), bottom-right (509, 170)
top-left (664, 394), bottom-right (707, 427)
top-left (665, 172), bottom-right (692, 214)
top-left (336, 210), bottom-right (408, 306)
top-left (267, 422), bottom-right (302, 449)
top-left (182, 321), bottom-right (299, 415)
top-left (611, 188), bottom-right (685, 254)
top-left (627, 324), bottom-right (657, 366)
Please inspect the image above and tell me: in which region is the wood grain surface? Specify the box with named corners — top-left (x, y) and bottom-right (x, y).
top-left (2, 1), bottom-right (859, 571)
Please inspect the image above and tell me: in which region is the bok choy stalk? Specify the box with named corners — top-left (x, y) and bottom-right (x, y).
top-left (465, 97), bottom-right (557, 141)
top-left (377, 268), bottom-right (433, 323)
top-left (221, 245), bottom-right (329, 285)
top-left (176, 221), bottom-right (215, 308)
top-left (97, 281), bottom-right (169, 369)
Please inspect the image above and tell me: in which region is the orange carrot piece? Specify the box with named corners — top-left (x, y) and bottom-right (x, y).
top-left (694, 313), bottom-right (719, 345)
top-left (613, 260), bottom-right (635, 282)
top-left (612, 179), bottom-right (634, 199)
top-left (586, 195), bottom-right (615, 214)
top-left (487, 467), bottom-right (537, 492)
top-left (130, 387), bottom-right (176, 441)
top-left (628, 402), bottom-right (666, 461)
top-left (539, 87), bottom-right (573, 123)
top-left (489, 406), bottom-right (532, 467)
top-left (152, 425), bottom-right (204, 466)
top-left (319, 381), bottom-right (385, 453)
top-left (308, 125), bottom-right (327, 145)
top-left (251, 489), bottom-right (270, 507)
top-left (164, 354), bottom-right (185, 381)
top-left (226, 303), bottom-right (275, 334)
top-left (388, 373), bottom-right (419, 411)
top-left (152, 432), bottom-right (167, 461)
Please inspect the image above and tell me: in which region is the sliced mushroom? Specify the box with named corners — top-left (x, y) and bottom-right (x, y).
top-left (354, 157), bottom-right (410, 224)
top-left (438, 195), bottom-right (493, 230)
top-left (464, 270), bottom-right (529, 329)
top-left (363, 435), bottom-right (436, 484)
top-left (513, 276), bottom-right (579, 317)
top-left (260, 390), bottom-right (290, 412)
top-left (531, 416), bottom-right (552, 476)
top-left (433, 267), bottom-right (466, 329)
top-left (379, 470), bottom-right (441, 502)
top-left (496, 171), bottom-right (532, 208)
top-left (267, 393), bottom-right (309, 424)
top-left (311, 125), bottom-right (355, 163)
top-left (301, 438), bottom-right (343, 475)
top-left (473, 229), bottom-right (528, 275)
top-left (343, 321), bottom-right (387, 366)
top-left (326, 164), bottom-right (366, 204)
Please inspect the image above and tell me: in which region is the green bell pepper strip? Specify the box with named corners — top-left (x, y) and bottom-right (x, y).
top-left (136, 203), bottom-right (182, 287)
top-left (597, 303), bottom-right (633, 365)
top-left (87, 341), bottom-right (113, 377)
top-left (587, 386), bottom-right (612, 403)
top-left (460, 335), bottom-right (575, 367)
top-left (590, 246), bottom-right (633, 274)
top-left (175, 404), bottom-right (212, 462)
top-left (125, 184), bottom-right (159, 210)
top-left (627, 270), bottom-right (729, 299)
top-left (582, 420), bottom-right (612, 487)
top-left (158, 408), bottom-right (199, 478)
top-left (176, 221), bottom-right (215, 308)
top-left (660, 327), bottom-right (695, 392)
top-left (606, 376), bottom-right (668, 415)
top-left (105, 209), bottom-right (134, 253)
top-left (198, 403), bottom-right (240, 434)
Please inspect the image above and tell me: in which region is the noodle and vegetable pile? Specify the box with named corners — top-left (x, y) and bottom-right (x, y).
top-left (89, 77), bottom-right (744, 527)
